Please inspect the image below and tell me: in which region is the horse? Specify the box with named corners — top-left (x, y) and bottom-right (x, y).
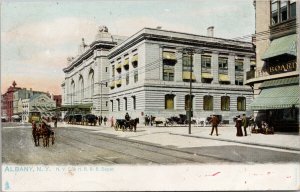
top-left (32, 122), bottom-right (55, 147)
top-left (32, 122), bottom-right (41, 146)
top-left (129, 118), bottom-right (139, 132)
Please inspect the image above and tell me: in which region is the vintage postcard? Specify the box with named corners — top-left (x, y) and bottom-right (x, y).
top-left (1, 0), bottom-right (300, 191)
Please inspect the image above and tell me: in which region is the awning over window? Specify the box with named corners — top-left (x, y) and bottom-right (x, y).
top-left (249, 85), bottom-right (299, 110)
top-left (110, 81), bottom-right (115, 88)
top-left (201, 73), bottom-right (213, 79)
top-left (116, 63), bottom-right (122, 70)
top-left (219, 74), bottom-right (230, 82)
top-left (261, 34), bottom-right (297, 60)
top-left (163, 52), bottom-right (177, 60)
top-left (123, 58), bottom-right (129, 67)
top-left (182, 71), bottom-right (196, 80)
top-left (132, 55), bottom-right (138, 63)
top-left (116, 79), bottom-right (122, 85)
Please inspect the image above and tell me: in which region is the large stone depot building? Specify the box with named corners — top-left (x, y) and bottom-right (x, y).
top-left (62, 26), bottom-right (255, 124)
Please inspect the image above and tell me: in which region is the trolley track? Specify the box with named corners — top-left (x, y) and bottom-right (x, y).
top-left (57, 127), bottom-right (236, 164)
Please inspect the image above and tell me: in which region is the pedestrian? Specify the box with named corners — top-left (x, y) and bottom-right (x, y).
top-left (209, 114), bottom-right (219, 136)
top-left (150, 115), bottom-right (153, 126)
top-left (100, 115), bottom-right (103, 125)
top-left (54, 118), bottom-right (57, 128)
top-left (110, 116), bottom-right (114, 127)
top-left (242, 114), bottom-right (248, 136)
top-left (235, 115), bottom-right (243, 136)
top-left (103, 116), bottom-right (107, 126)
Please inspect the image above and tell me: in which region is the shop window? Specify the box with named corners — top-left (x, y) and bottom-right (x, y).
top-left (203, 95), bottom-right (213, 111)
top-left (165, 94), bottom-right (175, 110)
top-left (221, 96), bottom-right (230, 111)
top-left (237, 97), bottom-right (246, 111)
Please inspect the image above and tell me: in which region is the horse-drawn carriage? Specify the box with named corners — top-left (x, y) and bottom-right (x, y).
top-left (114, 118), bottom-right (139, 132)
top-left (32, 120), bottom-right (55, 147)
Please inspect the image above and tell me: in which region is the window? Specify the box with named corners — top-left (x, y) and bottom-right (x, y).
top-left (124, 97), bottom-right (127, 111)
top-left (134, 70), bottom-right (138, 83)
top-left (203, 95), bottom-right (213, 111)
top-left (271, 0), bottom-right (296, 25)
top-left (235, 59), bottom-right (243, 71)
top-left (182, 53), bottom-right (193, 72)
top-left (290, 0), bottom-right (296, 18)
top-left (106, 82), bottom-right (108, 87)
top-left (237, 97), bottom-right (246, 111)
top-left (235, 76), bottom-right (244, 85)
top-left (219, 57), bottom-right (228, 70)
top-left (221, 96), bottom-right (230, 111)
top-left (163, 60), bottom-right (175, 81)
top-left (165, 94), bottom-right (175, 109)
top-left (185, 95), bottom-right (194, 110)
top-left (117, 99), bottom-right (120, 111)
top-left (110, 100), bottom-right (113, 112)
top-left (132, 96), bottom-right (136, 110)
top-left (106, 67), bottom-right (108, 72)
top-left (106, 101), bottom-right (108, 107)
top-left (126, 73), bottom-right (129, 85)
top-left (201, 55), bottom-right (211, 68)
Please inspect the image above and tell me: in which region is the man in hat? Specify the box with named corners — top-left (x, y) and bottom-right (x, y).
top-left (209, 114), bottom-right (219, 136)
top-left (242, 114), bottom-right (248, 136)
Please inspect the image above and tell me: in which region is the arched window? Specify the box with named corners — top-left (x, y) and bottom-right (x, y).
top-left (79, 76), bottom-right (84, 102)
top-left (88, 70), bottom-right (94, 98)
top-left (203, 95), bottom-right (213, 111)
top-left (185, 95), bottom-right (194, 110)
top-left (70, 80), bottom-right (75, 104)
top-left (221, 96), bottom-right (230, 111)
top-left (165, 94), bottom-right (175, 110)
top-left (237, 97), bottom-right (246, 111)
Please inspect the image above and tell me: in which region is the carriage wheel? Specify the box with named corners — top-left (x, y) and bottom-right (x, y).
top-left (121, 125), bottom-right (126, 132)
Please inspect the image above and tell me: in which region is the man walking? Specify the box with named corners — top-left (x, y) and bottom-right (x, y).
top-left (209, 115), bottom-right (219, 136)
top-left (242, 114), bottom-right (248, 136)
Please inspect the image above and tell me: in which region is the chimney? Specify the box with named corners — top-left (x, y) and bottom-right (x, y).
top-left (207, 26), bottom-right (214, 37)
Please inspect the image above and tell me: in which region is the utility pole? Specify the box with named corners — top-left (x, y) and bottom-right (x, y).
top-left (188, 48), bottom-right (193, 135)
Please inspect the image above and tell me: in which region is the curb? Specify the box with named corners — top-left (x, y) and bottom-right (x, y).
top-left (170, 133), bottom-right (300, 152)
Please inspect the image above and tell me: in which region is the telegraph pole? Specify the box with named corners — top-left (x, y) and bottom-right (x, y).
top-left (188, 48), bottom-right (193, 135)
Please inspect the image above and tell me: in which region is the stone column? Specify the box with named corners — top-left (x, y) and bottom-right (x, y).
top-left (243, 56), bottom-right (251, 83)
top-left (175, 52), bottom-right (183, 82)
top-left (228, 54), bottom-right (236, 85)
top-left (211, 51), bottom-right (219, 84)
top-left (194, 53), bottom-right (202, 82)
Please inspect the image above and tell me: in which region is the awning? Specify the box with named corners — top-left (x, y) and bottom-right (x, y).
top-left (116, 79), bottom-right (122, 85)
top-left (182, 71), bottom-right (196, 80)
top-left (132, 55), bottom-right (138, 63)
top-left (123, 58), bottom-right (129, 67)
top-left (116, 63), bottom-right (122, 70)
top-left (219, 74), bottom-right (230, 82)
top-left (249, 85), bottom-right (299, 110)
top-left (110, 81), bottom-right (115, 88)
top-left (261, 34), bottom-right (297, 60)
top-left (163, 52), bottom-right (177, 60)
top-left (201, 73), bottom-right (213, 79)
top-left (260, 76), bottom-right (298, 88)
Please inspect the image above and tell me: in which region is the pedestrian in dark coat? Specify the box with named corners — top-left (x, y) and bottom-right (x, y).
top-left (103, 116), bottom-right (107, 126)
top-left (242, 114), bottom-right (248, 136)
top-left (209, 115), bottom-right (219, 136)
top-left (235, 115), bottom-right (243, 136)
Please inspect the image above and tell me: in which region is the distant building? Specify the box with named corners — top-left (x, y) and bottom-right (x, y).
top-left (1, 81), bottom-right (21, 122)
top-left (52, 95), bottom-right (62, 107)
top-left (247, 0), bottom-right (299, 132)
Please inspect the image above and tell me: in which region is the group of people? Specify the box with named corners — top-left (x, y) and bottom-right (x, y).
top-left (209, 114), bottom-right (250, 137)
top-left (144, 114), bottom-right (153, 126)
top-left (98, 115), bottom-right (108, 126)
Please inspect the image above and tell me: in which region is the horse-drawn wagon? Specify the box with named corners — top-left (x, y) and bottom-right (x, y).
top-left (114, 118), bottom-right (139, 132)
top-left (32, 120), bottom-right (55, 147)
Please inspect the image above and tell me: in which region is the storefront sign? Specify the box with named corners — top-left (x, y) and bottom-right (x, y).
top-left (268, 60), bottom-right (296, 75)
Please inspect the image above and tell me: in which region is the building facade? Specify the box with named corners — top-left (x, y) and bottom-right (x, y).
top-left (246, 0), bottom-right (299, 132)
top-left (107, 28), bottom-right (255, 123)
top-left (62, 26), bottom-right (126, 117)
top-left (1, 81), bottom-right (21, 122)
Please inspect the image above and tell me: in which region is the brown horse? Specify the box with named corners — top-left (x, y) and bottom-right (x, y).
top-left (129, 118), bottom-right (139, 132)
top-left (32, 122), bottom-right (55, 147)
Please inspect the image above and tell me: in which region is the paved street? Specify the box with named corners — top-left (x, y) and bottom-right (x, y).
top-left (2, 123), bottom-right (300, 164)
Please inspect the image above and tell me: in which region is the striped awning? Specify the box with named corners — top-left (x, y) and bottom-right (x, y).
top-left (261, 34), bottom-right (297, 60)
top-left (201, 73), bottom-right (213, 79)
top-left (249, 85), bottom-right (300, 110)
top-left (163, 52), bottom-right (177, 60)
top-left (219, 74), bottom-right (230, 82)
top-left (182, 71), bottom-right (196, 80)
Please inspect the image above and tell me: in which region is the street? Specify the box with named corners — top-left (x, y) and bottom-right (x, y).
top-left (2, 123), bottom-right (300, 165)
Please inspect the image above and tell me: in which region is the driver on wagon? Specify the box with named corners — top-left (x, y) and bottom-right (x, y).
top-left (125, 112), bottom-right (130, 121)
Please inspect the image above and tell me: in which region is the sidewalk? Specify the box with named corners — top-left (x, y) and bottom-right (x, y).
top-left (58, 122), bottom-right (300, 152)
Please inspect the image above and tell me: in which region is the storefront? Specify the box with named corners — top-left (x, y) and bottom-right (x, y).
top-left (250, 76), bottom-right (299, 132)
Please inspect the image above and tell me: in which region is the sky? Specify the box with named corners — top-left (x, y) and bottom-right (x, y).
top-left (1, 0), bottom-right (255, 95)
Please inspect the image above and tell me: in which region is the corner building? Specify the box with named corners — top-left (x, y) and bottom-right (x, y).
top-left (108, 28), bottom-right (255, 123)
top-left (247, 0), bottom-right (299, 133)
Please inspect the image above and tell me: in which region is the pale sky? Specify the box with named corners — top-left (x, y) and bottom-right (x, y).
top-left (1, 0), bottom-right (255, 95)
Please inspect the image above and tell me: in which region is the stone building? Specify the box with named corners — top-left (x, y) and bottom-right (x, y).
top-left (107, 27), bottom-right (255, 123)
top-left (246, 0), bottom-right (299, 132)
